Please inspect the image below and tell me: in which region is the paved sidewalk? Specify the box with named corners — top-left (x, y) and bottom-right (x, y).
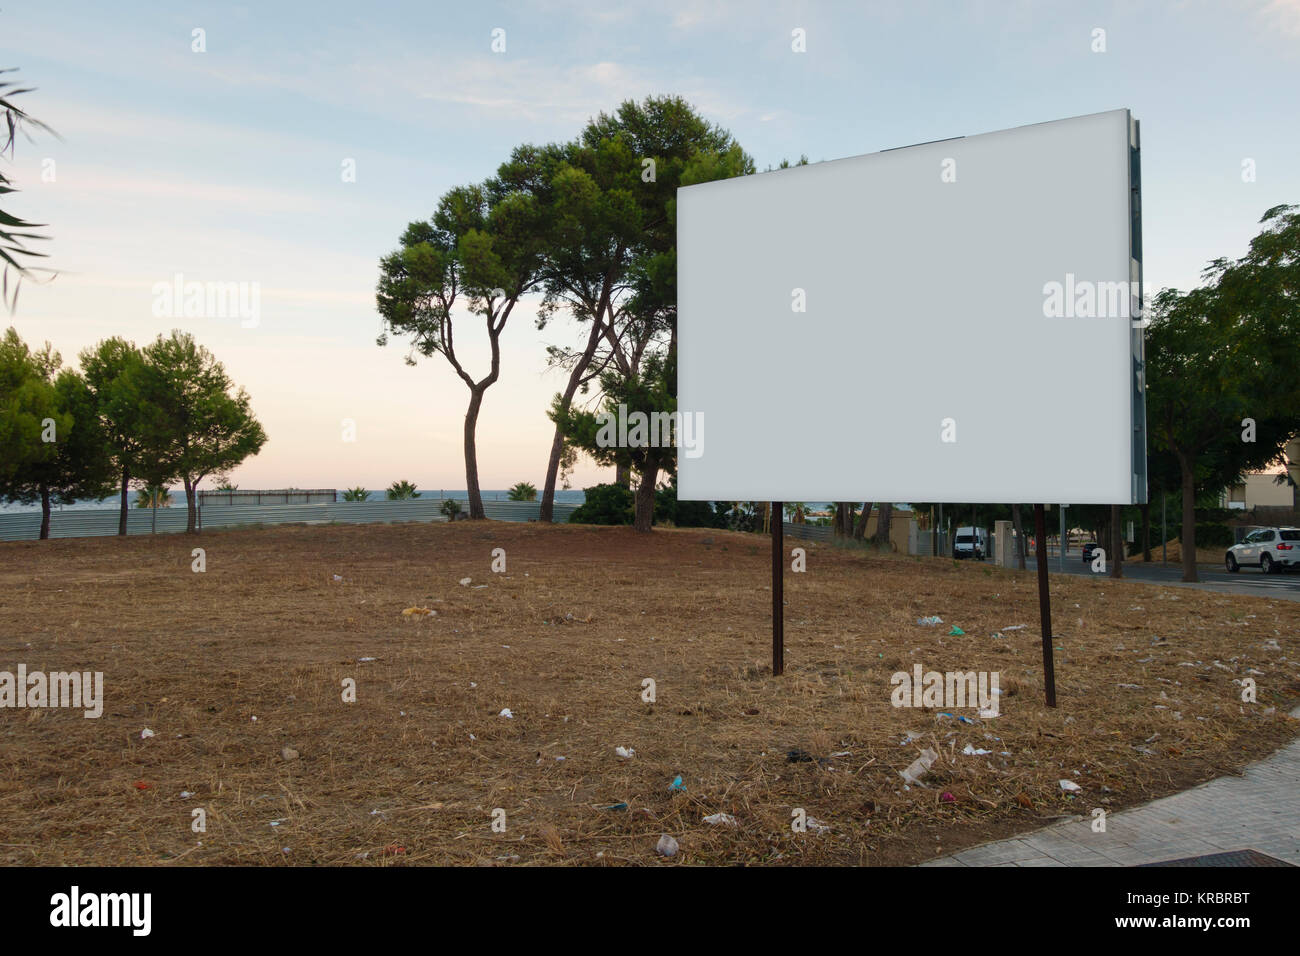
top-left (921, 708), bottom-right (1300, 867)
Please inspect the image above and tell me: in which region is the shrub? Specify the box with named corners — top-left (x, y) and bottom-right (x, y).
top-left (568, 483), bottom-right (633, 525)
top-left (1197, 522), bottom-right (1233, 548)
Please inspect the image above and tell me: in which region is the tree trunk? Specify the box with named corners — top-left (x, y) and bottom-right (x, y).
top-left (1109, 504), bottom-right (1123, 578)
top-left (39, 485), bottom-right (51, 540)
top-left (540, 321), bottom-right (605, 523)
top-left (1012, 504), bottom-right (1027, 570)
top-left (632, 464), bottom-right (658, 533)
top-left (464, 387), bottom-right (487, 520)
top-left (853, 503), bottom-right (872, 540)
top-left (873, 503), bottom-right (893, 549)
top-left (615, 462), bottom-right (630, 488)
top-left (1179, 452), bottom-right (1198, 582)
top-left (185, 476), bottom-right (198, 533)
top-left (118, 468), bottom-right (130, 535)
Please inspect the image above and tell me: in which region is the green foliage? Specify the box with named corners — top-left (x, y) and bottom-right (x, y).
top-left (1147, 204), bottom-right (1300, 490)
top-left (0, 330), bottom-right (113, 533)
top-left (342, 486), bottom-right (369, 502)
top-left (135, 331), bottom-right (267, 498)
top-left (568, 483), bottom-right (633, 525)
top-left (440, 497), bottom-right (462, 519)
top-left (212, 476), bottom-right (237, 491)
top-left (386, 480), bottom-right (420, 500)
top-left (0, 326), bottom-right (64, 488)
top-left (507, 481), bottom-right (537, 501)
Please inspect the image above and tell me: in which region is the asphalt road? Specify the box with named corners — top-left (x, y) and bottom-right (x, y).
top-left (1018, 555), bottom-right (1300, 601)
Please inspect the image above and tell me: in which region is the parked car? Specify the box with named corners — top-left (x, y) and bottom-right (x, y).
top-left (1225, 527), bottom-right (1300, 574)
top-left (1081, 541), bottom-right (1101, 564)
top-left (952, 527), bottom-right (987, 560)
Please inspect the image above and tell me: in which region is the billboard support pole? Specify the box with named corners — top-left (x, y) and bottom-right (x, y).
top-left (1034, 504), bottom-right (1057, 707)
top-left (772, 501), bottom-right (784, 676)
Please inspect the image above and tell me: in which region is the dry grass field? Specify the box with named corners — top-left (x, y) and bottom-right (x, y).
top-left (1, 520), bottom-right (1297, 866)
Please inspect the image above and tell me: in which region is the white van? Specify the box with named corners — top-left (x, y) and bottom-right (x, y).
top-left (952, 527), bottom-right (988, 560)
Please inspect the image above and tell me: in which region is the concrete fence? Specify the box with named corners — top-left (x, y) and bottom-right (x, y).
top-left (0, 498), bottom-right (578, 542)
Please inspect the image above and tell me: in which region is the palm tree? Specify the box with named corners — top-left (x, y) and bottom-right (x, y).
top-left (342, 486), bottom-right (369, 502)
top-left (386, 480), bottom-right (420, 500)
top-left (134, 485), bottom-right (172, 509)
top-left (1, 69), bottom-right (57, 311)
top-left (507, 481), bottom-right (538, 502)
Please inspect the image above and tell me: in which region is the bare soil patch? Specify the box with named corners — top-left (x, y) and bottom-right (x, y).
top-left (1, 522), bottom-right (1296, 866)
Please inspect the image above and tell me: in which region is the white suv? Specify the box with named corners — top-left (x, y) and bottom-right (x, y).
top-left (1225, 527), bottom-right (1300, 574)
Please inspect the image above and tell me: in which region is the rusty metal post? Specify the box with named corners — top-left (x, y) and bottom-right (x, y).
top-left (1034, 504), bottom-right (1057, 707)
top-left (772, 501), bottom-right (784, 676)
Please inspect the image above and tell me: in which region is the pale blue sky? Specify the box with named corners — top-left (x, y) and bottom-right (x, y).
top-left (2, 0), bottom-right (1297, 489)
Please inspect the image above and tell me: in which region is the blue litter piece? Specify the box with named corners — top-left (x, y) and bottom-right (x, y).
top-left (669, 775), bottom-right (685, 791)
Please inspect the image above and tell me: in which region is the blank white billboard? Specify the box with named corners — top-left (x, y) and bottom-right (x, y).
top-left (677, 109), bottom-right (1145, 505)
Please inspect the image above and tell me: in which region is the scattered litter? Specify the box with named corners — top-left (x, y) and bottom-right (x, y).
top-left (140, 728), bottom-right (156, 739)
top-left (1003, 624), bottom-right (1027, 631)
top-left (948, 626), bottom-right (965, 636)
top-left (472, 585), bottom-right (488, 590)
top-left (180, 791), bottom-right (194, 799)
top-left (941, 792), bottom-right (955, 802)
top-left (499, 708), bottom-right (514, 719)
top-left (804, 816), bottom-right (831, 835)
top-left (669, 775), bottom-right (685, 791)
top-left (830, 750), bottom-right (852, 758)
top-left (1117, 683), bottom-right (1142, 689)
top-left (961, 745), bottom-right (992, 755)
top-left (703, 813), bottom-right (737, 827)
top-left (787, 749), bottom-right (814, 763)
top-left (281, 747), bottom-right (299, 761)
top-left (899, 748), bottom-right (939, 786)
top-left (601, 802), bottom-right (628, 811)
top-left (331, 574), bottom-right (344, 582)
top-left (357, 656), bottom-right (378, 662)
top-left (990, 632), bottom-right (1005, 639)
top-left (900, 730), bottom-right (926, 746)
top-left (1059, 779), bottom-right (1082, 792)
top-left (938, 713), bottom-right (978, 725)
top-left (655, 834), bottom-right (679, 857)
top-left (401, 607), bottom-right (435, 617)
top-left (614, 746), bottom-right (635, 759)
top-left (916, 616), bottom-right (944, 626)
top-left (133, 780), bottom-right (152, 791)
top-left (383, 844), bottom-right (405, 856)
top-left (459, 577), bottom-right (472, 586)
